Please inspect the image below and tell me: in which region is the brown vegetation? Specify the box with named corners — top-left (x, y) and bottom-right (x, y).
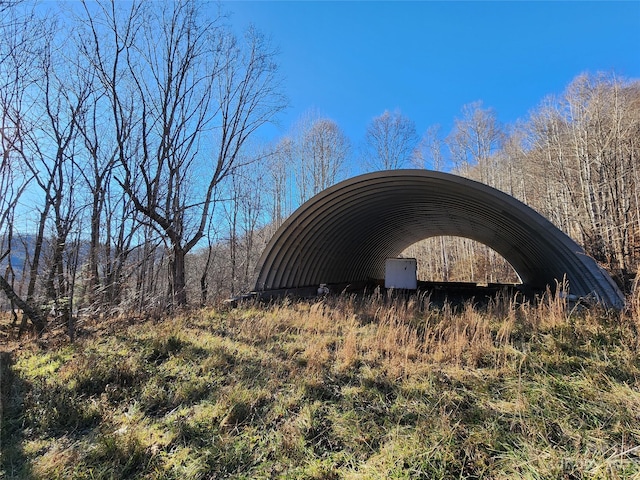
top-left (1, 288), bottom-right (639, 478)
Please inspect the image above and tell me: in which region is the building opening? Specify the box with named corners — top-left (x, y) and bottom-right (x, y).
top-left (401, 236), bottom-right (521, 285)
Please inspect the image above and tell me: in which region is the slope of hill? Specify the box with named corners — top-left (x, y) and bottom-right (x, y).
top-left (2, 293), bottom-right (639, 479)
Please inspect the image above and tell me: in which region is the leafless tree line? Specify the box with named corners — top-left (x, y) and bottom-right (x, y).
top-left (399, 75), bottom-right (640, 287)
top-left (0, 0), bottom-right (285, 336)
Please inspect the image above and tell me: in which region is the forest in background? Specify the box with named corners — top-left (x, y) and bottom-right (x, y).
top-left (1, 1), bottom-right (640, 337)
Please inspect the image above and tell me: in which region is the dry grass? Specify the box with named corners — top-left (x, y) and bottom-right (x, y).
top-left (2, 288), bottom-right (639, 479)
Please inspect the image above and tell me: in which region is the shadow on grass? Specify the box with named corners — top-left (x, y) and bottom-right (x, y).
top-left (1, 351), bottom-right (33, 479)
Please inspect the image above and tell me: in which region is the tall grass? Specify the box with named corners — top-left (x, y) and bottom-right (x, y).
top-left (1, 287), bottom-right (639, 479)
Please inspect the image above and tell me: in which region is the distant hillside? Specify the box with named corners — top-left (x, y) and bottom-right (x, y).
top-left (0, 234), bottom-right (38, 277)
top-left (0, 235), bottom-right (93, 280)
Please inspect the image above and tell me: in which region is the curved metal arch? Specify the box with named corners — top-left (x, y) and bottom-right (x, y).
top-left (255, 170), bottom-right (624, 308)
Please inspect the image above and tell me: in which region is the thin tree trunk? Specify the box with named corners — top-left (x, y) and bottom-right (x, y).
top-left (200, 245), bottom-right (215, 306)
top-left (172, 245), bottom-right (187, 307)
top-left (0, 274), bottom-right (46, 334)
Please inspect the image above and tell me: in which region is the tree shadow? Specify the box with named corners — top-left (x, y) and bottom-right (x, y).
top-left (1, 351), bottom-right (34, 479)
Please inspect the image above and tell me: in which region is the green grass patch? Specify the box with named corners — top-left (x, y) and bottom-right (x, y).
top-left (1, 296), bottom-right (639, 478)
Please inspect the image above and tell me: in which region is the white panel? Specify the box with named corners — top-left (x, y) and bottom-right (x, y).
top-left (385, 258), bottom-right (417, 290)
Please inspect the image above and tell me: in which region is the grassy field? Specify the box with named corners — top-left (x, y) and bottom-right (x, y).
top-left (1, 290), bottom-right (639, 479)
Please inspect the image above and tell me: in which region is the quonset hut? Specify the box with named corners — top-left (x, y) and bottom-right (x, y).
top-left (254, 170), bottom-right (624, 308)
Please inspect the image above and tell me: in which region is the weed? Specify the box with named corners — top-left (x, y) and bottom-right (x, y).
top-left (2, 293), bottom-right (639, 478)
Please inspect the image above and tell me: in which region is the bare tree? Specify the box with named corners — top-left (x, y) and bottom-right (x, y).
top-left (80, 0), bottom-right (285, 307)
top-left (525, 73), bottom-right (640, 281)
top-left (74, 90), bottom-right (141, 311)
top-left (362, 109), bottom-right (418, 171)
top-left (39, 32), bottom-right (91, 336)
top-left (492, 124), bottom-right (529, 199)
top-left (305, 118), bottom-right (350, 195)
top-left (268, 136), bottom-right (294, 230)
top-left (197, 216), bottom-right (222, 306)
top-left (77, 0), bottom-right (151, 313)
top-left (411, 124), bottom-right (445, 171)
top-left (1, 17), bottom-right (92, 338)
top-left (446, 101), bottom-right (504, 184)
top-left (0, 1), bottom-right (48, 333)
top-left (293, 112), bottom-right (350, 203)
top-left (223, 159), bottom-right (268, 296)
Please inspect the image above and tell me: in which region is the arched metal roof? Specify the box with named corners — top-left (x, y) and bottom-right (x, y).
top-left (255, 170), bottom-right (624, 308)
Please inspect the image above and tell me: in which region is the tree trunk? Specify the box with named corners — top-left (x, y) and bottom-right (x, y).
top-left (200, 245), bottom-right (214, 306)
top-left (172, 245), bottom-right (187, 307)
top-left (0, 274), bottom-right (46, 334)
top-left (85, 190), bottom-right (102, 306)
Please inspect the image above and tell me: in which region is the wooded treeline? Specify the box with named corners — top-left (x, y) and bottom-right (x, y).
top-left (1, 1), bottom-right (639, 336)
top-left (0, 0), bottom-right (288, 336)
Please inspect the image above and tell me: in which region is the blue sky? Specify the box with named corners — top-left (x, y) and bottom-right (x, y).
top-left (226, 1), bottom-right (640, 146)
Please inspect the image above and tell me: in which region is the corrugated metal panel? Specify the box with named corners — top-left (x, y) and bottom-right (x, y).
top-left (254, 170), bottom-right (625, 308)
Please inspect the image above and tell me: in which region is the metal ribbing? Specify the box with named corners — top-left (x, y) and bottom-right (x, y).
top-left (254, 170), bottom-right (625, 308)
